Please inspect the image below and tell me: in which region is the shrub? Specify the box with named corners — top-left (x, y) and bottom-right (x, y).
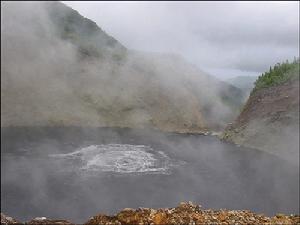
top-left (252, 58), bottom-right (299, 93)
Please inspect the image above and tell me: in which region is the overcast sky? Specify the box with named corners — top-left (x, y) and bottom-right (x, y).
top-left (63, 1), bottom-right (299, 80)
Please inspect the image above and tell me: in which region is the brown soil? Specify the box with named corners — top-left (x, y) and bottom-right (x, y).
top-left (222, 79), bottom-right (299, 162)
top-left (231, 80), bottom-right (299, 128)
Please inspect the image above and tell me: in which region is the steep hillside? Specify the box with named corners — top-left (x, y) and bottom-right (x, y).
top-left (1, 1), bottom-right (243, 132)
top-left (223, 60), bottom-right (299, 163)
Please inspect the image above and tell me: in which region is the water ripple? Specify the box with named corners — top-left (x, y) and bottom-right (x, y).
top-left (50, 144), bottom-right (182, 175)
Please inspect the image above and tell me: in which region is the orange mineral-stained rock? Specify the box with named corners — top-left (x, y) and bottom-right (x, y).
top-left (85, 214), bottom-right (116, 225)
top-left (217, 212), bottom-right (227, 222)
top-left (191, 212), bottom-right (204, 224)
top-left (152, 212), bottom-right (167, 225)
top-left (116, 209), bottom-right (138, 225)
top-left (2, 202), bottom-right (300, 225)
top-left (270, 214), bottom-right (299, 225)
top-left (84, 203), bottom-right (300, 225)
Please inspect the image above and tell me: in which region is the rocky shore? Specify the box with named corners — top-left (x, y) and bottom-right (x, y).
top-left (2, 202), bottom-right (299, 225)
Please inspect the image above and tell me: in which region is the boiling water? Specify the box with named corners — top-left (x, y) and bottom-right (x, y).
top-left (50, 144), bottom-right (183, 174)
top-left (1, 127), bottom-right (299, 223)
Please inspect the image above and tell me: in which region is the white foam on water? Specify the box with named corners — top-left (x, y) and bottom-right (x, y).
top-left (50, 144), bottom-right (177, 174)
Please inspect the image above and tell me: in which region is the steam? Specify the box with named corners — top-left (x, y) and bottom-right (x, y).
top-left (63, 1), bottom-right (299, 79)
top-left (233, 107), bottom-right (299, 165)
top-left (1, 2), bottom-right (299, 224)
top-left (1, 127), bottom-right (299, 223)
top-left (49, 144), bottom-right (180, 174)
top-left (1, 1), bottom-right (243, 130)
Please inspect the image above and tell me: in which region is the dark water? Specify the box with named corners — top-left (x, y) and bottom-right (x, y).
top-left (1, 127), bottom-right (299, 223)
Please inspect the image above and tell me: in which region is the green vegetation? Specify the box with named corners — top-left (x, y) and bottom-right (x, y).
top-left (253, 58), bottom-right (299, 93)
top-left (46, 1), bottom-right (126, 61)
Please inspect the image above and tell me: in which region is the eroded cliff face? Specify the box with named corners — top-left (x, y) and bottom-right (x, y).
top-left (223, 78), bottom-right (299, 163)
top-left (1, 1), bottom-right (243, 132)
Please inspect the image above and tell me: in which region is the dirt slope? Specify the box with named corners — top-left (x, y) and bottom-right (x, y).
top-left (223, 77), bottom-right (299, 163)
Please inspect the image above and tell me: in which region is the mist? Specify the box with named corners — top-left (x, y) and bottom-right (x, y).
top-left (1, 127), bottom-right (299, 223)
top-left (1, 1), bottom-right (244, 131)
top-left (1, 1), bottom-right (299, 224)
top-left (63, 1), bottom-right (299, 79)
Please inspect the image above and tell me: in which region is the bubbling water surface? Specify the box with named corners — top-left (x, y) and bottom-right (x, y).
top-left (50, 144), bottom-right (180, 174)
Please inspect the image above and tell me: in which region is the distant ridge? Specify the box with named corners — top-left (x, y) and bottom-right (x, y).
top-left (1, 1), bottom-right (244, 132)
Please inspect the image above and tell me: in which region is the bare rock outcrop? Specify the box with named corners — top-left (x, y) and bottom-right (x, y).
top-left (223, 79), bottom-right (299, 163)
top-left (2, 203), bottom-right (300, 225)
top-left (1, 213), bottom-right (21, 225)
top-left (85, 202), bottom-right (300, 225)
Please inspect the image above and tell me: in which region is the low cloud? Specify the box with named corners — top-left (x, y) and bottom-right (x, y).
top-left (64, 1), bottom-right (299, 79)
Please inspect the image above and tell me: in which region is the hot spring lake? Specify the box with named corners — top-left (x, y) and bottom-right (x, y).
top-left (1, 127), bottom-right (299, 223)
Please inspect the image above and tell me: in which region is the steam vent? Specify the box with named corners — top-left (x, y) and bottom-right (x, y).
top-left (1, 202), bottom-right (300, 225)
